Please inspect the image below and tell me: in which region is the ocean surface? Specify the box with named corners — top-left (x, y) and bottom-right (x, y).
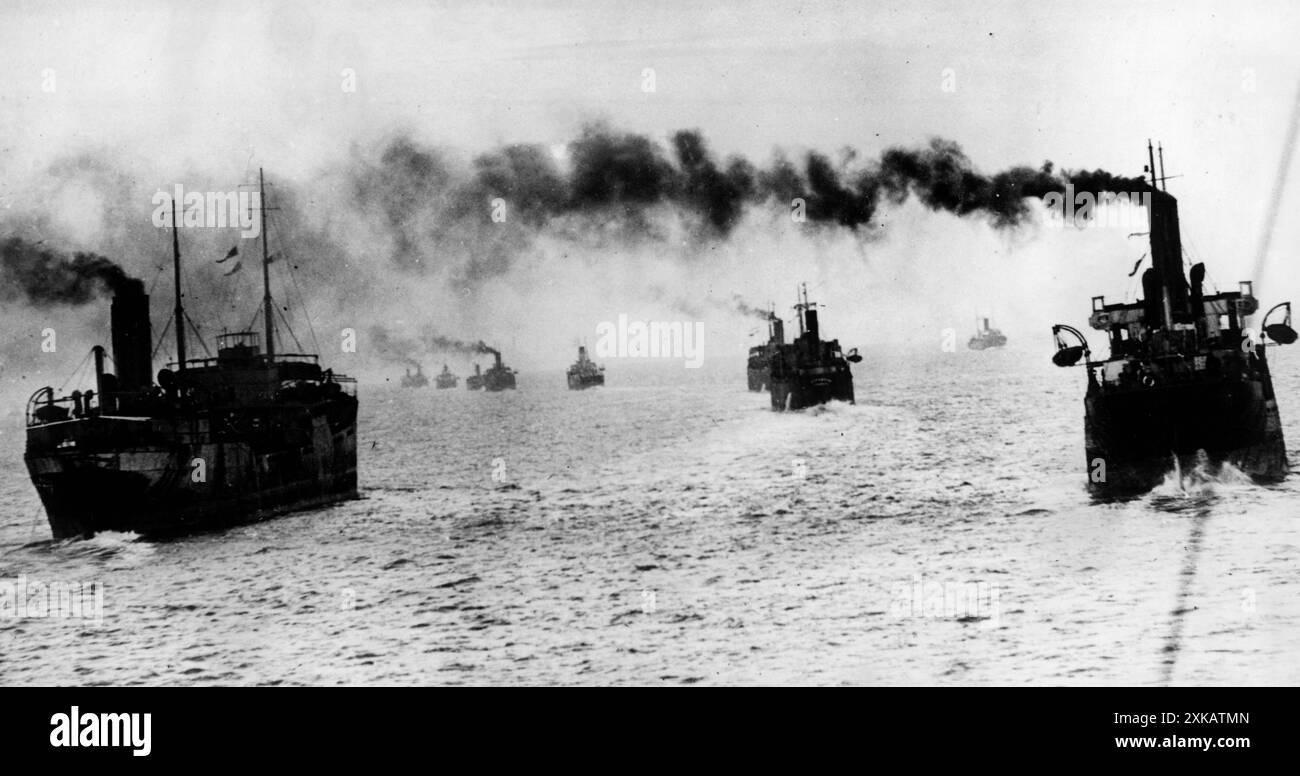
top-left (2, 345), bottom-right (1298, 686)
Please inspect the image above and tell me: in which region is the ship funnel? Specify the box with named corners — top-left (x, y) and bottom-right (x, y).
top-left (579, 345), bottom-right (587, 360)
top-left (770, 316), bottom-right (785, 344)
top-left (1149, 190), bottom-right (1190, 320)
top-left (494, 351), bottom-right (503, 369)
top-left (804, 308), bottom-right (819, 342)
top-left (110, 282), bottom-right (153, 392)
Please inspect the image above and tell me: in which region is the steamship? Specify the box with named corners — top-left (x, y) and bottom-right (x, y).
top-left (968, 316), bottom-right (1007, 350)
top-left (746, 310), bottom-right (783, 392)
top-left (435, 364), bottom-right (459, 389)
top-left (566, 346), bottom-right (605, 389)
top-left (25, 170), bottom-right (359, 539)
top-left (470, 345), bottom-right (516, 391)
top-left (769, 284), bottom-right (861, 411)
top-left (1051, 142), bottom-right (1293, 493)
top-left (400, 364), bottom-right (428, 387)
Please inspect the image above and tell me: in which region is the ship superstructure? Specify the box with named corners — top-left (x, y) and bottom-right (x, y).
top-left (747, 310), bottom-right (784, 392)
top-left (768, 284), bottom-right (861, 411)
top-left (24, 170), bottom-right (358, 538)
top-left (1051, 142), bottom-right (1293, 492)
top-left (567, 346), bottom-right (605, 390)
top-left (435, 364), bottom-right (459, 389)
top-left (968, 316), bottom-right (1007, 350)
top-left (467, 345), bottom-right (516, 391)
top-left (401, 364), bottom-right (428, 387)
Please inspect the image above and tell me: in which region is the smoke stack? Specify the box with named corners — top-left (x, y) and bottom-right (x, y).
top-left (983, 317), bottom-right (990, 332)
top-left (579, 345), bottom-right (587, 360)
top-left (494, 351), bottom-right (503, 369)
top-left (1149, 190), bottom-right (1189, 320)
top-left (475, 364), bottom-right (481, 375)
top-left (804, 308), bottom-right (819, 342)
top-left (109, 282), bottom-right (152, 392)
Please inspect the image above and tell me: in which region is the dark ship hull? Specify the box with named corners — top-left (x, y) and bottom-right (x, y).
top-left (767, 285), bottom-right (859, 412)
top-left (567, 346), bottom-right (604, 390)
top-left (1052, 143), bottom-right (1292, 495)
top-left (770, 368), bottom-right (854, 410)
top-left (24, 171), bottom-right (359, 539)
top-left (483, 370), bottom-right (517, 391)
top-left (467, 350), bottom-right (516, 391)
top-left (568, 373), bottom-right (604, 390)
top-left (747, 314), bottom-right (783, 392)
top-left (1083, 372), bottom-right (1286, 493)
top-left (26, 404), bottom-right (357, 539)
top-left (967, 333), bottom-right (1007, 350)
top-left (747, 348), bottom-right (773, 391)
top-left (435, 377), bottom-right (457, 389)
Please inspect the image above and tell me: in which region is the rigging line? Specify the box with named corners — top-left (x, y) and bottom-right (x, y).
top-left (152, 315), bottom-right (174, 360)
top-left (55, 347), bottom-right (94, 394)
top-left (282, 244), bottom-right (321, 354)
top-left (145, 264), bottom-right (167, 297)
top-left (182, 310), bottom-right (214, 358)
top-left (265, 209), bottom-right (317, 353)
top-left (275, 303), bottom-right (304, 352)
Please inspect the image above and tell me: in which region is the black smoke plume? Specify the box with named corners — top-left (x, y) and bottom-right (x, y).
top-left (730, 295), bottom-right (774, 320)
top-left (423, 332), bottom-right (498, 357)
top-left (1, 237), bottom-right (143, 306)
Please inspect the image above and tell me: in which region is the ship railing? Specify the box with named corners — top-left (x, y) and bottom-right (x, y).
top-left (168, 353), bottom-right (321, 370)
top-left (26, 386), bottom-right (98, 426)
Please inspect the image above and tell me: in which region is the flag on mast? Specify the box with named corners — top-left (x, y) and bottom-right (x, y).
top-left (218, 245), bottom-right (239, 263)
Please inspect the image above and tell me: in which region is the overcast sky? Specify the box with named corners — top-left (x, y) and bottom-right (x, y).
top-left (2, 0), bottom-right (1299, 365)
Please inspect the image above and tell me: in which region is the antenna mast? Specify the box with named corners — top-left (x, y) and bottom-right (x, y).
top-left (171, 198), bottom-right (186, 372)
top-left (260, 168), bottom-right (274, 361)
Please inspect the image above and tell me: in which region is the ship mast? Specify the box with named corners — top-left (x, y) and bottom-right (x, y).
top-left (260, 168), bottom-right (274, 361)
top-left (1148, 140), bottom-right (1174, 330)
top-left (171, 198), bottom-right (187, 372)
top-left (796, 283), bottom-right (808, 336)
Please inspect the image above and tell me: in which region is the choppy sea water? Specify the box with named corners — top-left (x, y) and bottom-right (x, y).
top-left (2, 346), bottom-right (1298, 686)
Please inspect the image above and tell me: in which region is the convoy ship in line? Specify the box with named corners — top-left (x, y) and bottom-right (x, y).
top-left (1051, 142), bottom-right (1293, 493)
top-left (769, 284), bottom-right (861, 411)
top-left (400, 364), bottom-right (428, 387)
top-left (24, 170), bottom-right (359, 539)
top-left (747, 309), bottom-right (784, 392)
top-left (435, 364), bottom-right (459, 389)
top-left (567, 346), bottom-right (605, 389)
top-left (467, 345), bottom-right (517, 391)
top-left (968, 316), bottom-right (1007, 350)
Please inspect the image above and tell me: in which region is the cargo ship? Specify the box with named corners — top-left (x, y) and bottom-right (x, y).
top-left (769, 284), bottom-right (861, 411)
top-left (24, 170), bottom-right (358, 539)
top-left (435, 364), bottom-right (459, 389)
top-left (1050, 142), bottom-right (1293, 493)
top-left (747, 310), bottom-right (784, 391)
top-left (567, 346), bottom-right (605, 390)
top-left (400, 364), bottom-right (428, 387)
top-left (968, 316), bottom-right (1007, 350)
top-left (467, 345), bottom-right (516, 391)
